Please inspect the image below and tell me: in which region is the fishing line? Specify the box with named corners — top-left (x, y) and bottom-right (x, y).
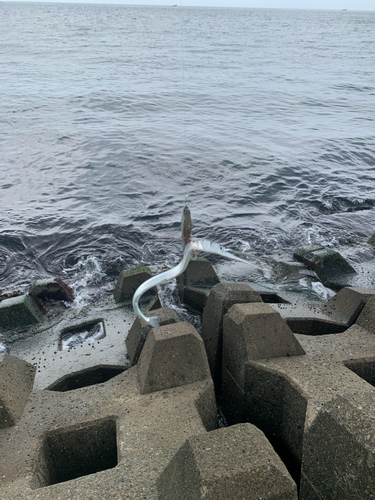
top-left (179, 0), bottom-right (189, 206)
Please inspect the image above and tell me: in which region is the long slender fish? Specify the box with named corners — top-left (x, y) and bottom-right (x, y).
top-left (132, 205), bottom-right (259, 328)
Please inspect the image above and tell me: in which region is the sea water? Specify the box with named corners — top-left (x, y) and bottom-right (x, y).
top-left (1, 3), bottom-right (375, 346)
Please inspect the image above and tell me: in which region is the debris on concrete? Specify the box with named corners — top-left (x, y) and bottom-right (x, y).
top-left (29, 277), bottom-right (74, 304)
top-left (0, 290), bottom-right (24, 302)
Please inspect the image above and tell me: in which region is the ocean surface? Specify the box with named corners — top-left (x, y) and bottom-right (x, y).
top-left (1, 3), bottom-right (375, 343)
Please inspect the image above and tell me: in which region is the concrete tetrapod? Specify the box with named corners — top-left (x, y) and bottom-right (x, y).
top-left (157, 423), bottom-right (298, 500)
top-left (300, 393), bottom-right (375, 500)
top-left (219, 286), bottom-right (375, 498)
top-left (0, 295), bottom-right (44, 331)
top-left (0, 354), bottom-right (36, 428)
top-left (176, 257), bottom-right (220, 304)
top-left (201, 282), bottom-right (263, 389)
top-left (0, 353), bottom-right (217, 498)
top-left (126, 307), bottom-right (180, 366)
top-left (114, 265), bottom-right (158, 304)
top-left (137, 322), bottom-right (211, 394)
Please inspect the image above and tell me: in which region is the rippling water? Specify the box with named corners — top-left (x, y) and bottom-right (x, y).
top-left (1, 3), bottom-right (375, 309)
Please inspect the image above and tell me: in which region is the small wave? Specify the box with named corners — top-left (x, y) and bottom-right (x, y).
top-left (317, 195), bottom-right (374, 215)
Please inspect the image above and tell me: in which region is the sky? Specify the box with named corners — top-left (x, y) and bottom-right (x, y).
top-left (5, 0), bottom-right (375, 9)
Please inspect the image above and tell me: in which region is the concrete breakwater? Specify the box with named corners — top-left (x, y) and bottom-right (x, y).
top-left (1, 244), bottom-right (375, 499)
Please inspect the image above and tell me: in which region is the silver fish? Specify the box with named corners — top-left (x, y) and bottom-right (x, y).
top-left (132, 205), bottom-right (260, 328)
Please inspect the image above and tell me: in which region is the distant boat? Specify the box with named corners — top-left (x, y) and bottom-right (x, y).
top-left (342, 8), bottom-right (347, 11)
top-left (172, 3), bottom-right (177, 6)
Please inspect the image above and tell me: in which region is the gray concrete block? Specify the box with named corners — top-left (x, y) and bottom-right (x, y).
top-left (9, 297), bottom-right (134, 391)
top-left (137, 322), bottom-right (211, 394)
top-left (0, 354), bottom-right (36, 428)
top-left (223, 303), bottom-right (305, 388)
top-left (324, 286), bottom-right (375, 325)
top-left (182, 286), bottom-right (209, 313)
top-left (126, 307), bottom-right (180, 366)
top-left (114, 265), bottom-right (157, 304)
top-left (300, 394), bottom-right (375, 500)
top-left (270, 286), bottom-right (375, 335)
top-left (293, 245), bottom-right (356, 290)
top-left (355, 295), bottom-right (375, 332)
top-left (0, 364), bottom-right (216, 498)
top-left (293, 245), bottom-right (325, 262)
top-left (201, 283), bottom-right (262, 389)
top-left (244, 362), bottom-right (307, 463)
top-left (176, 257), bottom-right (220, 302)
top-left (272, 260), bottom-right (308, 283)
top-left (0, 294), bottom-right (44, 331)
top-left (157, 423), bottom-right (298, 500)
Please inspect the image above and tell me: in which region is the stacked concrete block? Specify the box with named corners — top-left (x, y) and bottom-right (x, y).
top-left (355, 294), bottom-right (375, 332)
top-left (300, 393), bottom-right (375, 500)
top-left (219, 286), bottom-right (375, 499)
top-left (176, 257), bottom-right (220, 309)
top-left (293, 244), bottom-right (356, 290)
top-left (201, 283), bottom-right (263, 389)
top-left (0, 295), bottom-right (44, 331)
top-left (0, 354), bottom-right (35, 428)
top-left (157, 423), bottom-right (298, 500)
top-left (0, 316), bottom-right (219, 499)
top-left (221, 303), bottom-right (305, 426)
top-left (114, 265), bottom-right (158, 304)
top-left (272, 259), bottom-right (308, 283)
top-left (126, 307), bottom-right (180, 366)
top-left (137, 322), bottom-right (211, 394)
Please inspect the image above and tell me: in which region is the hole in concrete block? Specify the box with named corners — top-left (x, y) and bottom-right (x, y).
top-left (47, 366), bottom-right (126, 392)
top-left (286, 318), bottom-right (346, 336)
top-left (260, 293), bottom-right (290, 304)
top-left (32, 418), bottom-right (117, 488)
top-left (344, 357), bottom-right (375, 386)
top-left (59, 320), bottom-right (106, 350)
